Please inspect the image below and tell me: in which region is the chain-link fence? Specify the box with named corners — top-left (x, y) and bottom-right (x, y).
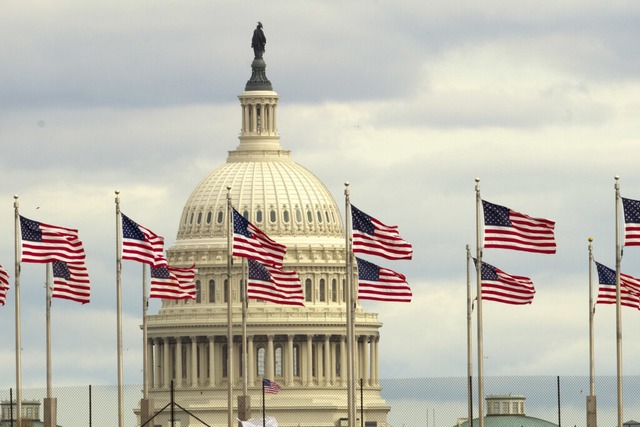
top-left (1, 376), bottom-right (637, 427)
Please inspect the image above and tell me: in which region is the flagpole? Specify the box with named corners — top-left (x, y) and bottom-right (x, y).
top-left (227, 186), bottom-right (234, 427)
top-left (614, 176), bottom-right (623, 427)
top-left (115, 190), bottom-right (124, 427)
top-left (242, 257), bottom-right (248, 398)
top-left (587, 237), bottom-right (597, 427)
top-left (46, 263), bottom-right (52, 400)
top-left (475, 178), bottom-right (484, 427)
top-left (14, 195), bottom-right (22, 427)
top-left (466, 244), bottom-right (473, 427)
top-left (344, 182), bottom-right (356, 427)
top-left (142, 263), bottom-right (149, 399)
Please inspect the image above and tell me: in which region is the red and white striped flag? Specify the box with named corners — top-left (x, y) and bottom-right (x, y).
top-left (248, 259), bottom-right (304, 306)
top-left (351, 205), bottom-right (413, 260)
top-left (0, 265), bottom-right (9, 306)
top-left (121, 214), bottom-right (166, 267)
top-left (232, 209), bottom-right (286, 267)
top-left (52, 261), bottom-right (90, 304)
top-left (356, 257), bottom-right (411, 302)
top-left (20, 216), bottom-right (86, 263)
top-left (482, 200), bottom-right (556, 254)
top-left (150, 264), bottom-right (197, 300)
top-left (477, 259), bottom-right (535, 305)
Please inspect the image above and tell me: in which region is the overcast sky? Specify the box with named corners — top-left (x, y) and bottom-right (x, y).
top-left (1, 0), bottom-right (640, 394)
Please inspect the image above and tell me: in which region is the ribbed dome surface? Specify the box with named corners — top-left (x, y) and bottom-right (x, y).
top-left (177, 157), bottom-right (343, 240)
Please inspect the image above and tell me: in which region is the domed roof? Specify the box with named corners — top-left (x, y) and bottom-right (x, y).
top-left (177, 155), bottom-right (343, 240)
top-left (176, 58), bottom-right (342, 241)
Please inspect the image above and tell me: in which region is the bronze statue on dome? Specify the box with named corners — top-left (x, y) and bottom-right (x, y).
top-left (252, 22), bottom-right (266, 59)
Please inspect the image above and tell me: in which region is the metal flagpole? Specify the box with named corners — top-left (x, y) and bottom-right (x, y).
top-left (614, 176), bottom-right (623, 427)
top-left (587, 237), bottom-right (597, 427)
top-left (115, 190), bottom-right (124, 427)
top-left (46, 263), bottom-right (52, 400)
top-left (344, 182), bottom-right (356, 427)
top-left (466, 244), bottom-right (473, 427)
top-left (14, 195), bottom-right (22, 427)
top-left (242, 258), bottom-right (248, 397)
top-left (226, 187), bottom-right (234, 427)
top-left (475, 178), bottom-right (484, 427)
top-left (142, 263), bottom-right (149, 399)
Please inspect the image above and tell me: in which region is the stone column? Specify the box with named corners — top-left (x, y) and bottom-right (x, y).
top-left (175, 337), bottom-right (183, 387)
top-left (191, 337), bottom-right (198, 387)
top-left (248, 335), bottom-right (255, 386)
top-left (209, 336), bottom-right (216, 386)
top-left (266, 335), bottom-right (274, 380)
top-left (163, 339), bottom-right (170, 389)
top-left (306, 335), bottom-right (313, 386)
top-left (323, 335), bottom-right (331, 386)
top-left (362, 337), bottom-right (369, 386)
top-left (154, 338), bottom-right (162, 389)
top-left (286, 335), bottom-right (294, 385)
top-left (340, 336), bottom-right (347, 386)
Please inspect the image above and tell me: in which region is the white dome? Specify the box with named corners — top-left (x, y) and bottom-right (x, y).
top-left (177, 155), bottom-right (343, 240)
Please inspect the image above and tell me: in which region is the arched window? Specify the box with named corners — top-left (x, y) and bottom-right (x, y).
top-left (269, 209), bottom-right (277, 223)
top-left (216, 211), bottom-right (224, 224)
top-left (305, 279), bottom-right (312, 302)
top-left (196, 280), bottom-right (201, 303)
top-left (257, 347), bottom-right (266, 377)
top-left (316, 210), bottom-right (323, 223)
top-left (275, 346), bottom-right (282, 376)
top-left (209, 279), bottom-right (215, 303)
top-left (243, 210), bottom-right (249, 219)
top-left (224, 279), bottom-right (229, 303)
top-left (283, 210), bottom-right (290, 223)
top-left (307, 210), bottom-right (313, 223)
top-left (332, 279), bottom-right (337, 302)
top-left (206, 211), bottom-right (213, 224)
top-left (319, 279), bottom-right (326, 302)
top-left (197, 211), bottom-right (202, 224)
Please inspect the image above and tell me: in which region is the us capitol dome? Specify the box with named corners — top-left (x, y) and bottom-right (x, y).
top-left (143, 29), bottom-right (390, 427)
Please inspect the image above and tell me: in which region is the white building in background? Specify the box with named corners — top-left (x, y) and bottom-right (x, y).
top-left (143, 41), bottom-right (390, 427)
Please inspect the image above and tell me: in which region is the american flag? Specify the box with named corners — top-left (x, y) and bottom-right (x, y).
top-left (622, 197), bottom-right (640, 247)
top-left (263, 378), bottom-right (281, 394)
top-left (0, 264), bottom-right (9, 306)
top-left (121, 214), bottom-right (167, 267)
top-left (52, 261), bottom-right (90, 304)
top-left (20, 216), bottom-right (86, 263)
top-left (232, 209), bottom-right (286, 267)
top-left (248, 259), bottom-right (304, 306)
top-left (595, 262), bottom-right (640, 309)
top-left (150, 264), bottom-right (197, 300)
top-left (356, 257), bottom-right (411, 302)
top-left (351, 205), bottom-right (413, 260)
top-left (482, 200), bottom-right (556, 254)
top-left (477, 259), bottom-right (535, 305)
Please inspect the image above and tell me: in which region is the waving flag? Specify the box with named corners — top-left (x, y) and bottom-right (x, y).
top-left (150, 264), bottom-right (196, 300)
top-left (263, 378), bottom-right (281, 394)
top-left (622, 197), bottom-right (640, 247)
top-left (356, 257), bottom-right (411, 302)
top-left (476, 259), bottom-right (535, 305)
top-left (150, 265), bottom-right (196, 300)
top-left (20, 216), bottom-right (86, 263)
top-left (121, 214), bottom-right (166, 267)
top-left (482, 200), bottom-right (556, 254)
top-left (248, 259), bottom-right (304, 306)
top-left (232, 209), bottom-right (286, 267)
top-left (351, 205), bottom-right (413, 260)
top-left (595, 262), bottom-right (640, 309)
top-left (0, 265), bottom-right (8, 306)
top-left (52, 261), bottom-right (90, 304)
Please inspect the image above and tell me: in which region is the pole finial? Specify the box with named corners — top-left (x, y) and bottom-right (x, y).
top-left (588, 237), bottom-right (593, 243)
